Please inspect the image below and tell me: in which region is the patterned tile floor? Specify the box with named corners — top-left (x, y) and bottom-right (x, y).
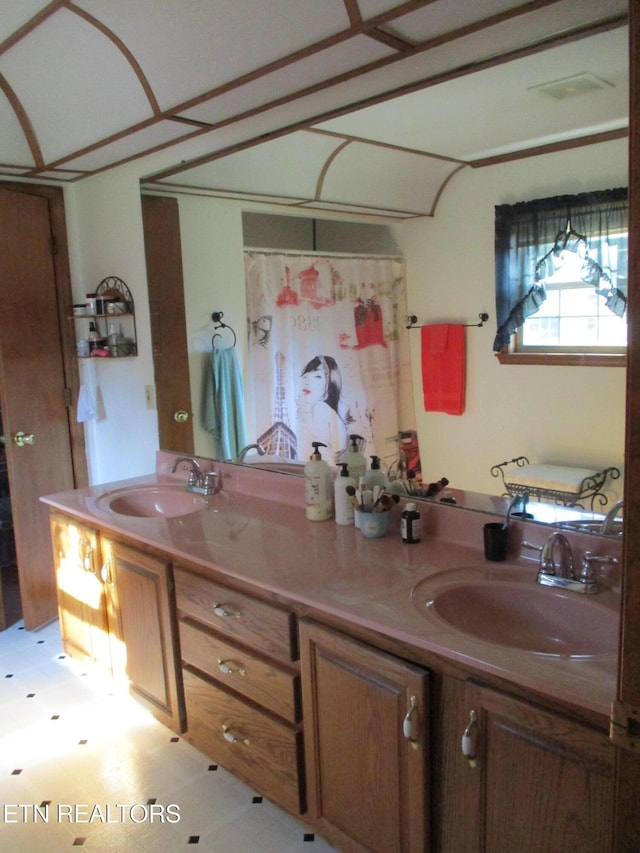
top-left (0, 618), bottom-right (339, 852)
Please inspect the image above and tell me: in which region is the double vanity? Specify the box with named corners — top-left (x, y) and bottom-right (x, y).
top-left (42, 451), bottom-right (622, 853)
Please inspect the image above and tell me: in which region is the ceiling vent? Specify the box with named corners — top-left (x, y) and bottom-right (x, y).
top-left (528, 72), bottom-right (614, 100)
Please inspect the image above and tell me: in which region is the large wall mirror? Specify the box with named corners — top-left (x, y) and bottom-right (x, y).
top-left (141, 23), bottom-right (628, 538)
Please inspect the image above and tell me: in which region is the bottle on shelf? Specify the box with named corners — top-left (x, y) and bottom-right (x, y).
top-left (107, 323), bottom-right (119, 357)
top-left (87, 321), bottom-right (101, 352)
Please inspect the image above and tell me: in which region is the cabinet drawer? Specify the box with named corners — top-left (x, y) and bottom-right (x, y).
top-left (183, 667), bottom-right (304, 815)
top-left (180, 619), bottom-right (300, 723)
top-left (175, 567), bottom-right (296, 662)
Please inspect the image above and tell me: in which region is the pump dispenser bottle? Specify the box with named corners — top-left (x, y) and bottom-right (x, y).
top-left (342, 434), bottom-right (367, 482)
top-left (367, 456), bottom-right (386, 491)
top-left (305, 442), bottom-right (333, 521)
top-left (334, 463), bottom-right (355, 526)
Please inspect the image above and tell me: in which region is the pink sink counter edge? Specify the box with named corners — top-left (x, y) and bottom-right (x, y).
top-left (40, 451), bottom-right (623, 725)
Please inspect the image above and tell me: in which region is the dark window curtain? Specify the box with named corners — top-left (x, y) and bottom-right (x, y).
top-left (493, 187), bottom-right (628, 352)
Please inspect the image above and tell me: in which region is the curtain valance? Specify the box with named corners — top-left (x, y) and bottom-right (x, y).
top-left (493, 187), bottom-right (628, 352)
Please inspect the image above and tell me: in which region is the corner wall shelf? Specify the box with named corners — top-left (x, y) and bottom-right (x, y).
top-left (71, 276), bottom-right (138, 358)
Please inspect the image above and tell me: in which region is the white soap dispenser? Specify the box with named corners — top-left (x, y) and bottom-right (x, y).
top-left (334, 462), bottom-right (356, 526)
top-left (367, 455), bottom-right (387, 491)
top-left (342, 434), bottom-right (367, 482)
top-left (305, 442), bottom-right (333, 521)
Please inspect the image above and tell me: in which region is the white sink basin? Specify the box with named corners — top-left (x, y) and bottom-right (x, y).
top-left (412, 568), bottom-right (619, 657)
top-left (96, 484), bottom-right (207, 518)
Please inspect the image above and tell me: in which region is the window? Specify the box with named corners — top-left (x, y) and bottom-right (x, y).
top-left (494, 188), bottom-right (628, 364)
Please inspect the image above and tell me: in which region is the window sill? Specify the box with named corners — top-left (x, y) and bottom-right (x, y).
top-left (496, 351), bottom-right (626, 367)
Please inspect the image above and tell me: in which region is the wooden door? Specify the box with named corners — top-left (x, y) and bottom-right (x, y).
top-left (102, 537), bottom-right (185, 733)
top-left (300, 620), bottom-right (429, 853)
top-left (0, 187), bottom-right (77, 629)
top-left (141, 195), bottom-right (194, 454)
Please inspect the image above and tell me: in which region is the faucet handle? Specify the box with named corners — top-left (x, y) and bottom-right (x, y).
top-left (204, 471), bottom-right (220, 494)
top-left (580, 550), bottom-right (618, 584)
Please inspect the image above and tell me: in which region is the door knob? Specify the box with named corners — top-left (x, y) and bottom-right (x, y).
top-left (174, 410), bottom-right (190, 423)
top-left (12, 432), bottom-right (35, 447)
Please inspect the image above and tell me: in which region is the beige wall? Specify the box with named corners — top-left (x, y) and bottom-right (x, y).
top-left (400, 137), bottom-right (627, 501)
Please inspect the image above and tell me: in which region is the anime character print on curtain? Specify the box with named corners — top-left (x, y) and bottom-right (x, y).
top-left (244, 252), bottom-right (408, 469)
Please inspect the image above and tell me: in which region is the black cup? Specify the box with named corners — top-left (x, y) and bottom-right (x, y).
top-left (483, 522), bottom-right (508, 562)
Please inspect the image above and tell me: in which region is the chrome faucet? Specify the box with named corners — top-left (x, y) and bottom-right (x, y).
top-left (524, 531), bottom-right (617, 595)
top-left (169, 456), bottom-right (219, 495)
top-left (539, 532), bottom-right (575, 579)
top-left (236, 443), bottom-right (266, 462)
top-left (600, 500), bottom-right (623, 535)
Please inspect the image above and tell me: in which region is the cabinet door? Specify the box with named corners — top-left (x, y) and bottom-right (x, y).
top-left (431, 675), bottom-right (482, 853)
top-left (300, 620), bottom-right (429, 853)
top-left (435, 675), bottom-right (615, 853)
top-left (481, 688), bottom-right (614, 853)
top-left (50, 512), bottom-right (110, 671)
top-left (102, 538), bottom-right (185, 733)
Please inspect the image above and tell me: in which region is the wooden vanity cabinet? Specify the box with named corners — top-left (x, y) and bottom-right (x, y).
top-left (50, 508), bottom-right (616, 852)
top-left (174, 565), bottom-right (304, 815)
top-left (49, 513), bottom-right (185, 733)
top-left (299, 620), bottom-right (429, 853)
top-left (433, 674), bottom-right (615, 853)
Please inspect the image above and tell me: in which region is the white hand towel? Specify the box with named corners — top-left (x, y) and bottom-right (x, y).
top-left (77, 384), bottom-right (96, 422)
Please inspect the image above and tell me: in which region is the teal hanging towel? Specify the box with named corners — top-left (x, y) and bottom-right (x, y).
top-left (203, 346), bottom-right (248, 459)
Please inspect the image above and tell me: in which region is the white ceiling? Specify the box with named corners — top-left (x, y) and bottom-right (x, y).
top-left (0, 0), bottom-right (629, 218)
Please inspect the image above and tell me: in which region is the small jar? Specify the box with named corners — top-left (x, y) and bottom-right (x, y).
top-left (76, 339), bottom-right (90, 357)
top-left (85, 293), bottom-right (97, 314)
top-left (401, 502), bottom-right (422, 544)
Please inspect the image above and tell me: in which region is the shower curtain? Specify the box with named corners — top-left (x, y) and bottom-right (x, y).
top-left (244, 251), bottom-right (410, 469)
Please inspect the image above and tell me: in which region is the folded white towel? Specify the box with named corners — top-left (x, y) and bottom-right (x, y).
top-left (76, 384), bottom-right (96, 422)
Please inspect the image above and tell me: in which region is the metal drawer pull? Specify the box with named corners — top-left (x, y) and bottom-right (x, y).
top-left (222, 724), bottom-right (249, 745)
top-left (212, 603), bottom-right (241, 618)
top-left (403, 695), bottom-right (420, 749)
top-left (218, 658), bottom-right (246, 676)
top-left (461, 709), bottom-right (478, 767)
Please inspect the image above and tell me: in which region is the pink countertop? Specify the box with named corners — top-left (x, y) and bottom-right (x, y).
top-left (41, 452), bottom-right (622, 725)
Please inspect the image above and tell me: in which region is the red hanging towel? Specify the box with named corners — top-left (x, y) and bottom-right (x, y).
top-left (421, 324), bottom-right (466, 415)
